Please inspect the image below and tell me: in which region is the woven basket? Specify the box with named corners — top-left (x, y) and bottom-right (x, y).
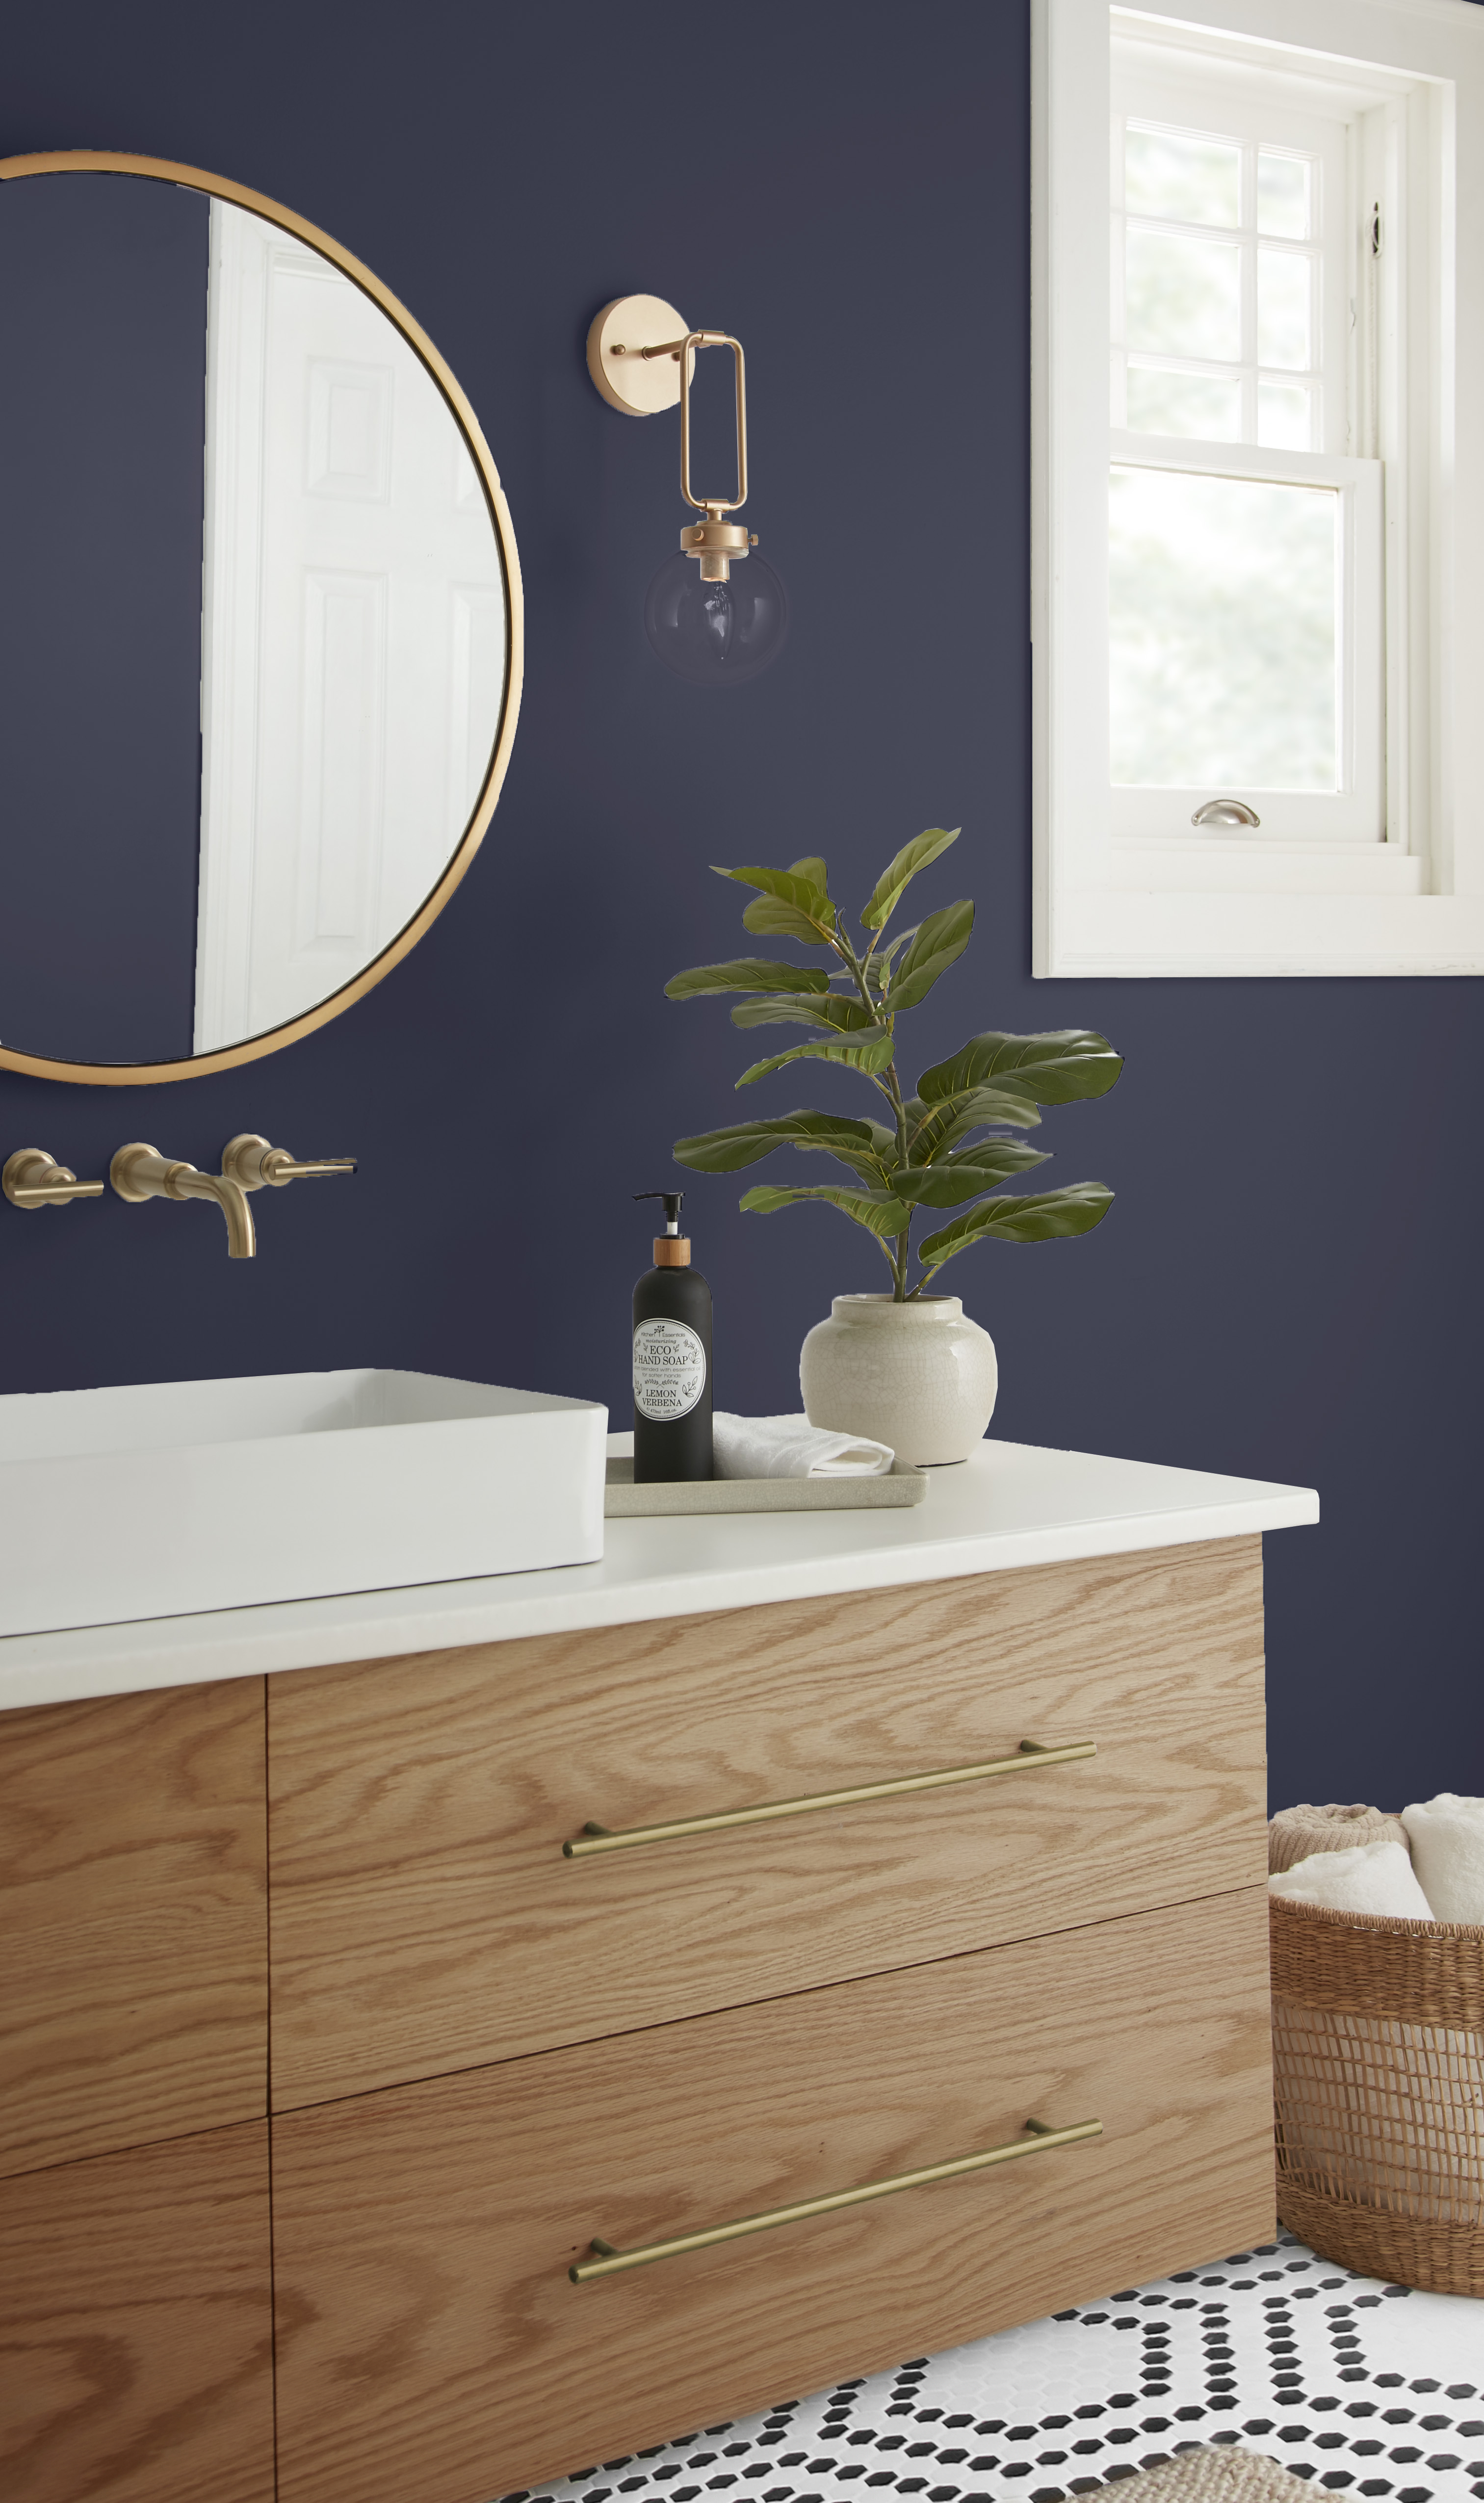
top-left (1270, 1893), bottom-right (1484, 2293)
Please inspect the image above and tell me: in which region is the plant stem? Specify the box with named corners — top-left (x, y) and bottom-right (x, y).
top-left (880, 1061), bottom-right (912, 1303)
top-left (834, 917), bottom-right (913, 1301)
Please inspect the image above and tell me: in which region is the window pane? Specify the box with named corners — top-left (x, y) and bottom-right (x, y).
top-left (1257, 382), bottom-right (1315, 450)
top-left (1126, 366), bottom-right (1242, 440)
top-left (1257, 249), bottom-right (1311, 369)
top-left (1109, 466), bottom-right (1337, 790)
top-left (1127, 230), bottom-right (1242, 362)
top-left (1258, 152), bottom-right (1311, 239)
top-left (1126, 126), bottom-right (1241, 227)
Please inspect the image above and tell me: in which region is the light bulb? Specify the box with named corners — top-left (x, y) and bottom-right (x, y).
top-left (644, 547), bottom-right (789, 686)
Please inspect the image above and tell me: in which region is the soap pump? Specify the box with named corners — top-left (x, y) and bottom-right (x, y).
top-left (631, 1191), bottom-right (713, 1482)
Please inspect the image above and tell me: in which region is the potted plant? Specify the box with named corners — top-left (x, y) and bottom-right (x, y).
top-left (665, 828), bottom-right (1121, 1463)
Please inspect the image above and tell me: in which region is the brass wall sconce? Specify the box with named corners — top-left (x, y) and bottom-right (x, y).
top-left (586, 293), bottom-right (789, 686)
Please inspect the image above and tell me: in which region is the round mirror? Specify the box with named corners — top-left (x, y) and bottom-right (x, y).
top-left (0, 152), bottom-right (521, 1082)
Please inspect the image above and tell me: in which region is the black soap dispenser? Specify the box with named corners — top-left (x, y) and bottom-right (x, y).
top-left (632, 1192), bottom-right (713, 1482)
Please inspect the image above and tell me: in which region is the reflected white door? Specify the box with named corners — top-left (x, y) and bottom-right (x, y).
top-left (195, 203), bottom-right (506, 1050)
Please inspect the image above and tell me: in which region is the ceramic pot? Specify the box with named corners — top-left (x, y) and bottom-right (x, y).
top-left (799, 1293), bottom-right (998, 1466)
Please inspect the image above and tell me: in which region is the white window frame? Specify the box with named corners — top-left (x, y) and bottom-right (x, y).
top-left (1032, 0), bottom-right (1484, 977)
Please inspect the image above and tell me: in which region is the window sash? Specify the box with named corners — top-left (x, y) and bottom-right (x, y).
top-left (1110, 63), bottom-right (1351, 455)
top-left (1107, 429), bottom-right (1384, 841)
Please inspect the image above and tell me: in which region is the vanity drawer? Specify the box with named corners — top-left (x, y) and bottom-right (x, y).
top-left (268, 1538), bottom-right (1265, 2105)
top-left (271, 1884), bottom-right (1274, 2503)
top-left (0, 1677), bottom-right (268, 2177)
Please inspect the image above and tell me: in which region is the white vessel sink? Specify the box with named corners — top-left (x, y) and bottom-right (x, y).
top-left (0, 1369), bottom-right (607, 1638)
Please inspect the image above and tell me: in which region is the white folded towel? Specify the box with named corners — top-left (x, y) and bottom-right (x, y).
top-left (1400, 1793), bottom-right (1484, 1924)
top-left (711, 1411), bottom-right (894, 1480)
top-left (1268, 1837), bottom-right (1434, 1920)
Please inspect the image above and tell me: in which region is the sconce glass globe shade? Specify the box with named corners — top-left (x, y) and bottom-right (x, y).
top-left (643, 548), bottom-right (789, 686)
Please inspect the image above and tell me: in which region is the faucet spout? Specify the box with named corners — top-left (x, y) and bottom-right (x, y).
top-left (169, 1167), bottom-right (257, 1259)
top-left (109, 1144), bottom-right (257, 1259)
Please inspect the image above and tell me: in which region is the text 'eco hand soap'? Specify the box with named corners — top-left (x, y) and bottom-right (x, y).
top-left (632, 1192), bottom-right (713, 1482)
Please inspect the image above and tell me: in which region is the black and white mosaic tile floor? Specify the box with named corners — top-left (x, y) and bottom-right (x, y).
top-left (502, 2234), bottom-right (1483, 2503)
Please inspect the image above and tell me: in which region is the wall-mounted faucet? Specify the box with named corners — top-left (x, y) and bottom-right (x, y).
top-left (111, 1145), bottom-right (258, 1258)
top-left (108, 1135), bottom-right (356, 1260)
top-left (2, 1149), bottom-right (105, 1211)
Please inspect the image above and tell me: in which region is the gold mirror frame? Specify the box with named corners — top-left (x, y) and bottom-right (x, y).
top-left (0, 150), bottom-right (524, 1085)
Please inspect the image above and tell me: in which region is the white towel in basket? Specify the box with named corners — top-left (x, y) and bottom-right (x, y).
top-left (1401, 1793), bottom-right (1484, 1924)
top-left (1268, 1837), bottom-right (1433, 1919)
top-left (711, 1412), bottom-right (894, 1480)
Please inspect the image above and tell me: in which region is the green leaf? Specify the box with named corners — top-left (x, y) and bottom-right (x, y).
top-left (883, 900), bottom-right (974, 1013)
top-left (715, 863), bottom-right (837, 948)
top-left (731, 992), bottom-right (880, 1034)
top-left (736, 1032), bottom-right (897, 1087)
top-left (917, 1182), bottom-right (1114, 1268)
top-left (917, 1030), bottom-right (1123, 1107)
top-left (903, 1087), bottom-right (1043, 1163)
top-left (739, 892), bottom-right (838, 945)
top-left (672, 1110), bottom-right (878, 1174)
top-left (740, 1183), bottom-right (913, 1238)
top-left (860, 827), bottom-right (960, 931)
top-left (891, 1139), bottom-right (1051, 1207)
top-left (789, 855), bottom-right (829, 889)
top-left (665, 958), bottom-right (830, 1000)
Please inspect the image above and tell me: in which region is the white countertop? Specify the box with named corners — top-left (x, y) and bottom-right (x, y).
top-left (0, 1437), bottom-right (1317, 1713)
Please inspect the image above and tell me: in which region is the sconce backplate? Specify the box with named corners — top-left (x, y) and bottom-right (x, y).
top-left (587, 294), bottom-right (693, 416)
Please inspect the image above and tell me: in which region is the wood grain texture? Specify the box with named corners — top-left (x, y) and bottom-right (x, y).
top-left (0, 2118), bottom-right (274, 2503)
top-left (271, 1886), bottom-right (1275, 2503)
top-left (0, 1678), bottom-right (267, 2177)
top-left (268, 1539), bottom-right (1266, 2105)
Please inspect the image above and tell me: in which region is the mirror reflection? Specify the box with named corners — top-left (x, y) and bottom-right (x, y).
top-left (0, 170), bottom-right (510, 1068)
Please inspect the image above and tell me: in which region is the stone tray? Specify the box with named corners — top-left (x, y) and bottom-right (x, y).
top-left (604, 1455), bottom-right (928, 1517)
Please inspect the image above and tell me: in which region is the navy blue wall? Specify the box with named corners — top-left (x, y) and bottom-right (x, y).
top-left (1, 0), bottom-right (1477, 1812)
top-left (0, 172), bottom-right (206, 1060)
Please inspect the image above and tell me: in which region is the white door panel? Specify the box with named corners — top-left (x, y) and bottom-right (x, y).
top-left (196, 206), bottom-right (505, 1049)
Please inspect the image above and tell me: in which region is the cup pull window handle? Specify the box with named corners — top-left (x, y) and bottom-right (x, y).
top-left (562, 1737), bottom-right (1097, 1859)
top-left (570, 2115), bottom-right (1103, 2282)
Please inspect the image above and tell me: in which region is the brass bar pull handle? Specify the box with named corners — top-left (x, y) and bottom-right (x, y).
top-left (563, 1736), bottom-right (1096, 1859)
top-left (570, 2116), bottom-right (1103, 2284)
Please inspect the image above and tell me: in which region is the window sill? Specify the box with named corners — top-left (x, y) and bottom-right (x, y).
top-left (1042, 888), bottom-right (1484, 978)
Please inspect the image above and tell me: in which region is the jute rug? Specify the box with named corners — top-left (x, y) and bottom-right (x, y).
top-left (1109, 2448), bottom-right (1308, 2499)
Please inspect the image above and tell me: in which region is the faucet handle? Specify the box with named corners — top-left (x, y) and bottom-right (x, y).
top-left (222, 1133), bottom-right (357, 1192)
top-left (3, 1148), bottom-right (105, 1209)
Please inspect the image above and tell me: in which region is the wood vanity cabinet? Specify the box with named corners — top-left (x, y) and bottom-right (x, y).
top-left (0, 1677), bottom-right (274, 2503)
top-left (0, 1675), bottom-right (268, 2179)
top-left (0, 1534), bottom-right (1276, 2503)
top-left (0, 2119), bottom-right (275, 2503)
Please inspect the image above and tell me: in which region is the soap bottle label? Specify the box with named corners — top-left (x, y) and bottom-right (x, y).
top-left (632, 1317), bottom-right (707, 1420)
